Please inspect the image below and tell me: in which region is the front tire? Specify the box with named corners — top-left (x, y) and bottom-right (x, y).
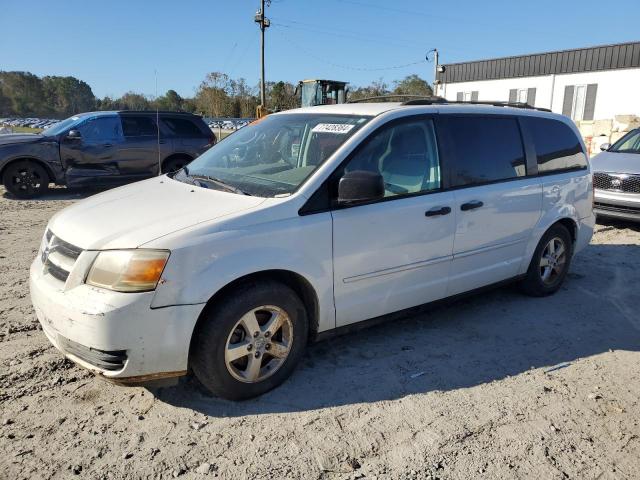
top-left (520, 224), bottom-right (573, 297)
top-left (162, 156), bottom-right (192, 174)
top-left (2, 160), bottom-right (50, 198)
top-left (191, 281), bottom-right (309, 400)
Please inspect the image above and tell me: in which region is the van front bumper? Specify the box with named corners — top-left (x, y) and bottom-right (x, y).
top-left (29, 256), bottom-right (205, 382)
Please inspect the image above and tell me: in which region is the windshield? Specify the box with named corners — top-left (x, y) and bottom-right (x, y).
top-left (610, 129), bottom-right (640, 154)
top-left (40, 115), bottom-right (84, 137)
top-left (172, 113), bottom-right (371, 197)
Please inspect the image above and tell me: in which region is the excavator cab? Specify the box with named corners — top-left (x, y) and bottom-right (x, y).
top-left (298, 79), bottom-right (348, 108)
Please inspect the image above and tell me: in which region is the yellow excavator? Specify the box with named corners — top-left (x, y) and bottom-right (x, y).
top-left (297, 79), bottom-right (348, 107)
top-left (255, 79), bottom-right (348, 118)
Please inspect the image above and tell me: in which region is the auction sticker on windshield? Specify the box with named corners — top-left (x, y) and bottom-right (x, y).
top-left (311, 123), bottom-right (356, 134)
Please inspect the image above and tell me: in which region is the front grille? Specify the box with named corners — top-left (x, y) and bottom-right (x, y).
top-left (42, 231), bottom-right (83, 283)
top-left (58, 336), bottom-right (127, 371)
top-left (593, 172), bottom-right (640, 193)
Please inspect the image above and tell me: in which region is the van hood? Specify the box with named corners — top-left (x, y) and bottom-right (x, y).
top-left (591, 151), bottom-right (640, 175)
top-left (48, 176), bottom-right (267, 250)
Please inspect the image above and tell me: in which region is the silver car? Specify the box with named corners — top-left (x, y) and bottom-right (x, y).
top-left (592, 129), bottom-right (640, 222)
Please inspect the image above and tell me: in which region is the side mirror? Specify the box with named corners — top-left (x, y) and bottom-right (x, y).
top-left (66, 129), bottom-right (82, 140)
top-left (599, 143), bottom-right (611, 151)
top-left (338, 170), bottom-right (385, 204)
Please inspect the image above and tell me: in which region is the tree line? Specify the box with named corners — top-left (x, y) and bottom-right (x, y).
top-left (0, 71), bottom-right (432, 119)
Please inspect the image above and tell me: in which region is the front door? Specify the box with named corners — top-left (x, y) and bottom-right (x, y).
top-left (439, 115), bottom-right (542, 296)
top-left (59, 115), bottom-right (124, 187)
top-left (332, 116), bottom-right (456, 327)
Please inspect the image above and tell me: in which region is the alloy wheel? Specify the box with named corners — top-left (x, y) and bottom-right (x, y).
top-left (539, 236), bottom-right (567, 285)
top-left (224, 305), bottom-right (293, 383)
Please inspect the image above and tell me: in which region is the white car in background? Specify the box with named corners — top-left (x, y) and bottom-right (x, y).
top-left (592, 128), bottom-right (640, 222)
top-left (30, 101), bottom-right (594, 399)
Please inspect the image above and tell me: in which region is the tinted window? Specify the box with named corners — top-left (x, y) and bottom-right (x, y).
top-left (76, 116), bottom-right (122, 141)
top-left (162, 117), bottom-right (204, 137)
top-left (524, 117), bottom-right (587, 172)
top-left (342, 118), bottom-right (440, 197)
top-left (121, 116), bottom-right (157, 137)
top-left (445, 116), bottom-right (525, 187)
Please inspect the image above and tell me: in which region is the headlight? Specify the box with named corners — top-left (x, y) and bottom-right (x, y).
top-left (86, 250), bottom-right (170, 292)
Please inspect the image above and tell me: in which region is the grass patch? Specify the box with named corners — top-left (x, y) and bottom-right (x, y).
top-left (1, 126), bottom-right (44, 134)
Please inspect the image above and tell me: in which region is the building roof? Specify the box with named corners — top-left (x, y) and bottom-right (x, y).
top-left (436, 41), bottom-right (640, 84)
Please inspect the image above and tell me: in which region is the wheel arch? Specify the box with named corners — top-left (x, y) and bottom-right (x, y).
top-left (554, 217), bottom-right (578, 247)
top-left (188, 269), bottom-right (320, 362)
top-left (161, 153), bottom-right (193, 171)
top-left (0, 156), bottom-right (56, 183)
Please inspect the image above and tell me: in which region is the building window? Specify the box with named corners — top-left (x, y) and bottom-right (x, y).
top-left (562, 84), bottom-right (598, 121)
top-left (456, 91), bottom-right (479, 102)
top-left (509, 88), bottom-right (537, 106)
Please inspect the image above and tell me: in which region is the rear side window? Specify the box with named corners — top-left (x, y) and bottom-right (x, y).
top-left (523, 117), bottom-right (587, 173)
top-left (121, 116), bottom-right (157, 137)
top-left (162, 117), bottom-right (205, 137)
top-left (444, 116), bottom-right (526, 187)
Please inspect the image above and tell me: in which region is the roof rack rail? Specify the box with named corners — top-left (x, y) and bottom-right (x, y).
top-left (347, 95), bottom-right (446, 104)
top-left (117, 110), bottom-right (196, 115)
top-left (402, 98), bottom-right (551, 112)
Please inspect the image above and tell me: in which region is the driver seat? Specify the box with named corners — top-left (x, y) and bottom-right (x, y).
top-left (380, 126), bottom-right (428, 194)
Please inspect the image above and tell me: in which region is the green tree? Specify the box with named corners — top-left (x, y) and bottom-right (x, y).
top-left (117, 92), bottom-right (151, 110)
top-left (154, 89), bottom-right (183, 111)
top-left (195, 72), bottom-right (233, 117)
top-left (348, 78), bottom-right (390, 101)
top-left (392, 74), bottom-right (432, 97)
top-left (267, 81), bottom-right (297, 111)
top-left (42, 76), bottom-right (96, 116)
top-left (0, 71), bottom-right (47, 116)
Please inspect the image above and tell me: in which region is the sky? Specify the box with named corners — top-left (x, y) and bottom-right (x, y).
top-left (1, 0), bottom-right (639, 99)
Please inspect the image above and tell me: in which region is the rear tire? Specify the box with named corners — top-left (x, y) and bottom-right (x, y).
top-left (191, 281), bottom-right (309, 400)
top-left (2, 160), bottom-right (50, 198)
top-left (520, 224), bottom-right (573, 297)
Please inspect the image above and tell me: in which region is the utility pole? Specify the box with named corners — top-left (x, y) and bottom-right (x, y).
top-left (433, 48), bottom-right (439, 96)
top-left (255, 0), bottom-right (270, 111)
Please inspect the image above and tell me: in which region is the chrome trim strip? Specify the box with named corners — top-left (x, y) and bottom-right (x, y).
top-left (453, 238), bottom-right (525, 259)
top-left (343, 255), bottom-right (452, 284)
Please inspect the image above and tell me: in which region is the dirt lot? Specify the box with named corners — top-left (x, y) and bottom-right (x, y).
top-left (1, 186), bottom-right (639, 480)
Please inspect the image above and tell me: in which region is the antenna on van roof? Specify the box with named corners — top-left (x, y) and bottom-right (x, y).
top-left (155, 70), bottom-right (162, 176)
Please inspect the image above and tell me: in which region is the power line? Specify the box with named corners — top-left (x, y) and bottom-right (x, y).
top-left (272, 28), bottom-right (428, 72)
top-left (270, 16), bottom-right (425, 49)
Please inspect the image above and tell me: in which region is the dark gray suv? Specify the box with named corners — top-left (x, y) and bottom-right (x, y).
top-left (0, 111), bottom-right (216, 198)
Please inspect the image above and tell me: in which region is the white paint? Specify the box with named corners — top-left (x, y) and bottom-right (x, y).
top-left (29, 102), bottom-right (595, 381)
top-left (439, 67), bottom-right (640, 120)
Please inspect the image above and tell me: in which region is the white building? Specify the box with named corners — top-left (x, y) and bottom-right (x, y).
top-left (434, 41), bottom-right (640, 122)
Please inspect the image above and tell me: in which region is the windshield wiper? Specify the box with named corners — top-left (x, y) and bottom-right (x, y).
top-left (190, 174), bottom-right (251, 196)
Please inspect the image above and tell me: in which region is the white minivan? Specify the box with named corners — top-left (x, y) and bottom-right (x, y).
top-left (30, 101), bottom-right (595, 399)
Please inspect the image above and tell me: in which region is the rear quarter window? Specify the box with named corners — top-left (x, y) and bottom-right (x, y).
top-left (523, 117), bottom-right (587, 173)
top-left (162, 117), bottom-right (206, 137)
top-left (121, 116), bottom-right (158, 137)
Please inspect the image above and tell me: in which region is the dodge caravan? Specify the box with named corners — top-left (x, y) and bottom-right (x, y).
top-left (30, 101), bottom-right (594, 399)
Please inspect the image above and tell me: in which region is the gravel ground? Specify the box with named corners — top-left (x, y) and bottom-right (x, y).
top-left (1, 186), bottom-right (639, 480)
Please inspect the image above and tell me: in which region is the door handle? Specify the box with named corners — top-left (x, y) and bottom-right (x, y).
top-left (103, 143), bottom-right (113, 147)
top-left (460, 200), bottom-right (484, 211)
top-left (425, 206), bottom-right (451, 217)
